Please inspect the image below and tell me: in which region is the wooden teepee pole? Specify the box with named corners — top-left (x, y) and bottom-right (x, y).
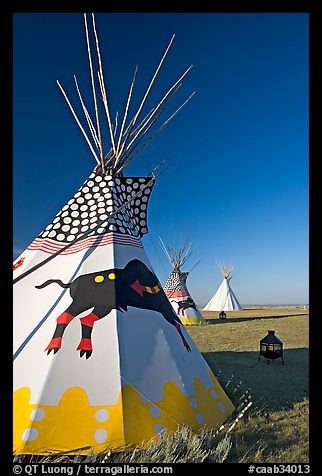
top-left (114, 66), bottom-right (138, 167)
top-left (117, 34), bottom-right (176, 162)
top-left (116, 91), bottom-right (195, 174)
top-left (56, 80), bottom-right (100, 164)
top-left (159, 237), bottom-right (173, 265)
top-left (124, 64), bottom-right (193, 155)
top-left (84, 13), bottom-right (105, 173)
top-left (91, 12), bottom-right (117, 165)
top-left (119, 83), bottom-right (183, 165)
top-left (133, 34), bottom-right (175, 123)
top-left (73, 75), bottom-right (100, 151)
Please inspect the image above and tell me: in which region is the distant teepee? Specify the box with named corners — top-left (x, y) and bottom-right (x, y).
top-left (204, 262), bottom-right (242, 311)
top-left (161, 239), bottom-right (205, 325)
top-left (13, 14), bottom-right (234, 455)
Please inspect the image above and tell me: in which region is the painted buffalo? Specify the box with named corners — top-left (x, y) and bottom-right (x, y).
top-left (36, 259), bottom-right (191, 358)
top-left (172, 297), bottom-right (198, 317)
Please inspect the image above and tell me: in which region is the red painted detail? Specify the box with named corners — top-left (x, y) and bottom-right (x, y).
top-left (45, 337), bottom-right (62, 351)
top-left (174, 322), bottom-right (190, 350)
top-left (183, 339), bottom-right (191, 352)
top-left (80, 312), bottom-right (100, 328)
top-left (130, 279), bottom-right (145, 297)
top-left (57, 312), bottom-right (74, 325)
top-left (27, 233), bottom-right (143, 255)
top-left (165, 290), bottom-right (190, 298)
top-left (13, 257), bottom-right (25, 271)
top-left (131, 279), bottom-right (161, 297)
top-left (76, 338), bottom-right (93, 351)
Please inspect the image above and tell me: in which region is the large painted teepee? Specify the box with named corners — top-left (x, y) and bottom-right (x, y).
top-left (161, 239), bottom-right (205, 325)
top-left (204, 262), bottom-right (243, 311)
top-left (13, 14), bottom-right (234, 455)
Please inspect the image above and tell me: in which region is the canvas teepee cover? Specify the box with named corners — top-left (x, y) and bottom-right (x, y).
top-left (13, 14), bottom-right (234, 455)
top-left (162, 240), bottom-right (205, 325)
top-left (204, 263), bottom-right (242, 311)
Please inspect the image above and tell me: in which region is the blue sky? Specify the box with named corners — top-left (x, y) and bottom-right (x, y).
top-left (13, 13), bottom-right (309, 305)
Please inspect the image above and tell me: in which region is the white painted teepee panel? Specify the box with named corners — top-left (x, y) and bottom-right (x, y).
top-left (117, 307), bottom-right (212, 400)
top-left (204, 277), bottom-right (242, 311)
top-left (13, 247), bottom-right (97, 356)
top-left (14, 238), bottom-right (235, 454)
top-left (13, 243), bottom-right (120, 406)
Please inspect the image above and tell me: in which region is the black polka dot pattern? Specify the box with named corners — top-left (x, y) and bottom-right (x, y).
top-left (164, 271), bottom-right (190, 294)
top-left (38, 173), bottom-right (155, 242)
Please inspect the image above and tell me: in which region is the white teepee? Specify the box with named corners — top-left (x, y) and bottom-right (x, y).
top-left (13, 14), bottom-right (234, 455)
top-left (204, 262), bottom-right (242, 311)
top-left (161, 239), bottom-right (205, 325)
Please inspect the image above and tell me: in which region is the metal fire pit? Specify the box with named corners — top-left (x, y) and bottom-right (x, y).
top-left (258, 330), bottom-right (284, 364)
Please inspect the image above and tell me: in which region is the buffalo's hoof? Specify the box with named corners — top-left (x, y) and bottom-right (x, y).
top-left (80, 349), bottom-right (92, 359)
top-left (183, 341), bottom-right (191, 352)
top-left (47, 348), bottom-right (60, 355)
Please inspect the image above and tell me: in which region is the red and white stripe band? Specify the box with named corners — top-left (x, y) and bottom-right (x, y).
top-left (27, 232), bottom-right (143, 255)
top-left (165, 290), bottom-right (190, 298)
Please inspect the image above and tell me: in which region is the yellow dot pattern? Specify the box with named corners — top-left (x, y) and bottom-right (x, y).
top-left (108, 273), bottom-right (116, 280)
top-left (94, 275), bottom-right (105, 283)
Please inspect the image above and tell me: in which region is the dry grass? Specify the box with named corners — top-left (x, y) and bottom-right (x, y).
top-left (187, 309), bottom-right (309, 410)
top-left (22, 426), bottom-right (233, 464)
top-left (201, 306), bottom-right (308, 321)
top-left (187, 307), bottom-right (309, 462)
top-left (227, 399), bottom-right (309, 463)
